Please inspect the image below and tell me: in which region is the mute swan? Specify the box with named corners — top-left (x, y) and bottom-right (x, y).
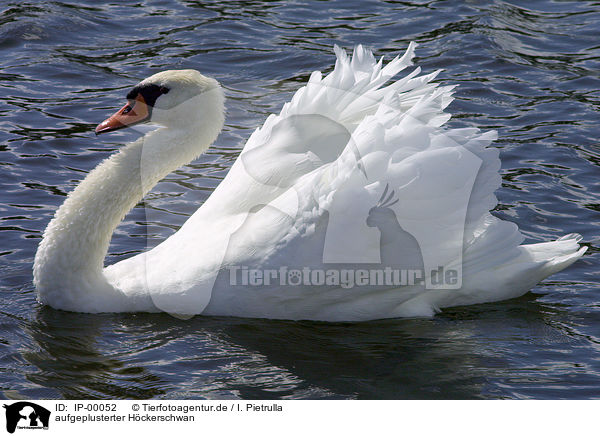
top-left (33, 43), bottom-right (587, 321)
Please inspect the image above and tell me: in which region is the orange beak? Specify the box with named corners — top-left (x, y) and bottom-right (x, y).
top-left (95, 94), bottom-right (150, 135)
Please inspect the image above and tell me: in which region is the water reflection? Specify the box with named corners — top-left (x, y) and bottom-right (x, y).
top-left (23, 309), bottom-right (166, 399)
top-left (17, 293), bottom-right (590, 400)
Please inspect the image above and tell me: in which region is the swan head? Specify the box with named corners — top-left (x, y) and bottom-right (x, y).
top-left (95, 69), bottom-right (224, 135)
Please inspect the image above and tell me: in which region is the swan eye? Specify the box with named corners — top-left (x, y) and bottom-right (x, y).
top-left (159, 86), bottom-right (170, 94)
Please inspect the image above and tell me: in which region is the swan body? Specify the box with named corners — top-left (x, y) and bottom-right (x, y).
top-left (33, 44), bottom-right (587, 321)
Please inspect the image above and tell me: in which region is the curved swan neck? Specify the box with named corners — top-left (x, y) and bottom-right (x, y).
top-left (34, 88), bottom-right (224, 311)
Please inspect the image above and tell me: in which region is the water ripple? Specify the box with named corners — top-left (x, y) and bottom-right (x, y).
top-left (0, 0), bottom-right (599, 399)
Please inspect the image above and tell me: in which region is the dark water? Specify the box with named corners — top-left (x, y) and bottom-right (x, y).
top-left (1, 0), bottom-right (599, 399)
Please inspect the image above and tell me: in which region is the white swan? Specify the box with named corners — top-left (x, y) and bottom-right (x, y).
top-left (33, 43), bottom-right (587, 321)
